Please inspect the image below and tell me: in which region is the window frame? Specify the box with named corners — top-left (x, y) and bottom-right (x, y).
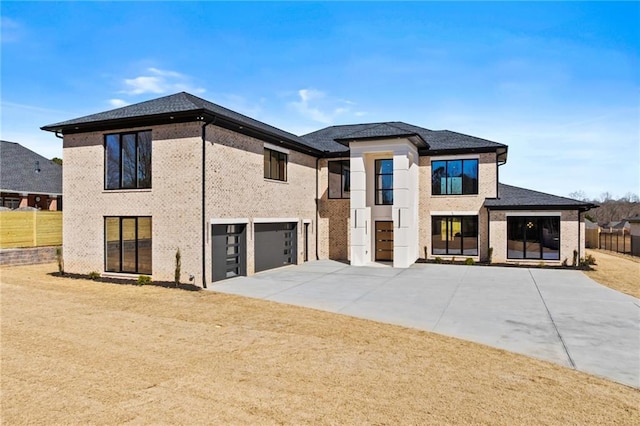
top-left (431, 215), bottom-right (479, 256)
top-left (431, 158), bottom-right (478, 195)
top-left (328, 160), bottom-right (350, 199)
top-left (104, 130), bottom-right (152, 190)
top-left (375, 159), bottom-right (393, 205)
top-left (506, 216), bottom-right (561, 260)
top-left (264, 148), bottom-right (288, 182)
top-left (104, 216), bottom-right (152, 274)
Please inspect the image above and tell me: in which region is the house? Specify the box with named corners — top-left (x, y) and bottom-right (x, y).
top-left (41, 92), bottom-right (596, 286)
top-left (626, 216), bottom-right (640, 256)
top-left (0, 141), bottom-right (62, 210)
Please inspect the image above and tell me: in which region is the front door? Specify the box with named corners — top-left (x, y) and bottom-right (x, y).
top-left (375, 221), bottom-right (393, 261)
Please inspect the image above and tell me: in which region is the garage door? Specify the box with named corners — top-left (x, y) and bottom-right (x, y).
top-left (212, 224), bottom-right (247, 282)
top-left (254, 222), bottom-right (297, 272)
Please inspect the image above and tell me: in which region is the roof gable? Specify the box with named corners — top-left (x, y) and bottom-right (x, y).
top-left (301, 121), bottom-right (507, 155)
top-left (42, 92), bottom-right (324, 155)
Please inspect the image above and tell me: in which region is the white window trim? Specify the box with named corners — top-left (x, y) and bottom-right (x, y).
top-left (210, 218), bottom-right (250, 225)
top-left (264, 142), bottom-right (290, 155)
top-left (253, 217), bottom-right (299, 224)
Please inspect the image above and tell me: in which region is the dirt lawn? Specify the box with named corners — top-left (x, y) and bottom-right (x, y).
top-left (1, 264), bottom-right (638, 424)
top-left (585, 249), bottom-right (640, 298)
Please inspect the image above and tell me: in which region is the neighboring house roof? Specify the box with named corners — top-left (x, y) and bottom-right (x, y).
top-left (42, 92), bottom-right (508, 158)
top-left (41, 92), bottom-right (325, 156)
top-left (584, 218), bottom-right (600, 229)
top-left (484, 184), bottom-right (597, 211)
top-left (302, 121), bottom-right (508, 156)
top-left (606, 220), bottom-right (630, 230)
top-left (0, 141), bottom-right (62, 195)
top-left (627, 216), bottom-right (640, 223)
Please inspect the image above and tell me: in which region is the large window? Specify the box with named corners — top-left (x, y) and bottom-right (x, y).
top-left (507, 216), bottom-right (560, 260)
top-left (432, 159), bottom-right (478, 195)
top-left (264, 148), bottom-right (287, 181)
top-left (105, 131), bottom-right (152, 189)
top-left (328, 160), bottom-right (350, 198)
top-left (432, 216), bottom-right (478, 255)
top-left (375, 159), bottom-right (393, 205)
top-left (105, 217), bottom-right (152, 274)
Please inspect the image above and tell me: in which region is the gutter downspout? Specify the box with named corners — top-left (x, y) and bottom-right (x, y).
top-left (577, 209), bottom-right (582, 262)
top-left (201, 116), bottom-right (215, 288)
top-left (487, 207), bottom-right (491, 263)
top-left (315, 157), bottom-right (320, 260)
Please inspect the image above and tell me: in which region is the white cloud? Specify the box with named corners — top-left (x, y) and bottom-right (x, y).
top-left (1, 17), bottom-right (22, 43)
top-left (289, 89), bottom-right (361, 124)
top-left (108, 99), bottom-right (129, 108)
top-left (119, 67), bottom-right (206, 96)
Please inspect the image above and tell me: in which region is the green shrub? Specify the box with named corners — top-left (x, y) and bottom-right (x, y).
top-left (174, 248), bottom-right (181, 285)
top-left (88, 271), bottom-right (100, 280)
top-left (537, 261), bottom-right (545, 268)
top-left (465, 258), bottom-right (475, 265)
top-left (137, 275), bottom-right (152, 286)
top-left (488, 247), bottom-right (493, 263)
top-left (434, 257), bottom-right (443, 264)
top-left (572, 249), bottom-right (578, 267)
top-left (584, 253), bottom-right (596, 265)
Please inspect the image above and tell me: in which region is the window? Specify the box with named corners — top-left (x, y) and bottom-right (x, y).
top-left (507, 216), bottom-right (560, 260)
top-left (375, 159), bottom-right (393, 205)
top-left (432, 159), bottom-right (478, 195)
top-left (105, 130), bottom-right (152, 189)
top-left (328, 160), bottom-right (350, 198)
top-left (105, 217), bottom-right (152, 274)
top-left (432, 216), bottom-right (478, 255)
top-left (264, 148), bottom-right (287, 181)
top-left (1, 197), bottom-right (20, 209)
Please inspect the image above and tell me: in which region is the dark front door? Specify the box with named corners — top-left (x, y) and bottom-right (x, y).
top-left (375, 221), bottom-right (394, 261)
top-left (212, 224), bottom-right (246, 282)
top-left (254, 222), bottom-right (297, 272)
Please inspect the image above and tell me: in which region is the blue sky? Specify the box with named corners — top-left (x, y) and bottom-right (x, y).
top-left (1, 1), bottom-right (638, 200)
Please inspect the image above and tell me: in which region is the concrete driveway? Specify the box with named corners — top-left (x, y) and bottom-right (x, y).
top-left (211, 260), bottom-right (639, 388)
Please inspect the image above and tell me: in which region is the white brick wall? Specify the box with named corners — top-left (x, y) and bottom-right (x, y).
top-left (63, 122), bottom-right (319, 285)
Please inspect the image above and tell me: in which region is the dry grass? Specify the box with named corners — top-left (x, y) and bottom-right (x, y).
top-left (1, 264), bottom-right (638, 425)
top-left (585, 249), bottom-right (640, 298)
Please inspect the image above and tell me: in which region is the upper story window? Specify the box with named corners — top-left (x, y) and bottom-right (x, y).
top-left (432, 159), bottom-right (478, 195)
top-left (105, 130), bottom-right (152, 190)
top-left (375, 159), bottom-right (393, 205)
top-left (264, 148), bottom-right (287, 181)
top-left (328, 160), bottom-right (350, 199)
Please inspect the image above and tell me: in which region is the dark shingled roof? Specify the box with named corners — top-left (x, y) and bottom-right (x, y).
top-left (42, 92), bottom-right (507, 156)
top-left (301, 121), bottom-right (506, 154)
top-left (42, 92), bottom-right (324, 154)
top-left (485, 184), bottom-right (597, 211)
top-left (0, 141), bottom-right (62, 195)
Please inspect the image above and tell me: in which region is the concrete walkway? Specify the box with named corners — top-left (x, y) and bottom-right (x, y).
top-left (211, 260), bottom-right (640, 388)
